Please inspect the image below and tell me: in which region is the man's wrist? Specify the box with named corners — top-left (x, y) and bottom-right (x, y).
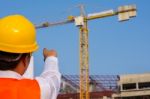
top-left (45, 56), bottom-right (58, 63)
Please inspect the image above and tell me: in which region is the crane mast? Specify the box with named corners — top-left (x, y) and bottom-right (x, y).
top-left (79, 5), bottom-right (89, 99)
top-left (79, 20), bottom-right (89, 99)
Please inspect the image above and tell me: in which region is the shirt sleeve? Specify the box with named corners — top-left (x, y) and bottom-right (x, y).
top-left (35, 56), bottom-right (61, 99)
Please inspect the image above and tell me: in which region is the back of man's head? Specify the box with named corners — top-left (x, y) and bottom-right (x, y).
top-left (0, 51), bottom-right (29, 70)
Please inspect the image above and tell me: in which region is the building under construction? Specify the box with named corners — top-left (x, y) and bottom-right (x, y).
top-left (57, 75), bottom-right (119, 99)
top-left (58, 73), bottom-right (150, 99)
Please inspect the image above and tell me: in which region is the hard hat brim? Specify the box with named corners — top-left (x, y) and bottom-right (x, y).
top-left (0, 42), bottom-right (39, 53)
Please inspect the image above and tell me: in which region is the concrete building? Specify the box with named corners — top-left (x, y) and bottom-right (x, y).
top-left (112, 73), bottom-right (150, 99)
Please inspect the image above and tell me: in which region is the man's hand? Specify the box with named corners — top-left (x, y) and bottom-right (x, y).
top-left (43, 48), bottom-right (57, 61)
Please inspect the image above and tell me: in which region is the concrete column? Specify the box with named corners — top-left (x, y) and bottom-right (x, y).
top-left (120, 84), bottom-right (123, 91)
top-left (136, 82), bottom-right (139, 90)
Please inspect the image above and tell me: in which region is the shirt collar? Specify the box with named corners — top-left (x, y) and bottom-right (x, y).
top-left (0, 70), bottom-right (22, 79)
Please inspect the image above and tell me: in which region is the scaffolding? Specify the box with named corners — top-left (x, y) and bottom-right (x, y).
top-left (59, 75), bottom-right (119, 99)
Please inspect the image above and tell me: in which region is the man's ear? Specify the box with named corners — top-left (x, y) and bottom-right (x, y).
top-left (22, 54), bottom-right (30, 68)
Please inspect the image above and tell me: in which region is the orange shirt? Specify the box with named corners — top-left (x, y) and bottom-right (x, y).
top-left (0, 78), bottom-right (40, 99)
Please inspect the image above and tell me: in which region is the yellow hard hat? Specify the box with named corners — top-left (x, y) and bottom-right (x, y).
top-left (0, 15), bottom-right (39, 53)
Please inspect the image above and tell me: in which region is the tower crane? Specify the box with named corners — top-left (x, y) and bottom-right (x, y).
top-left (36, 4), bottom-right (136, 99)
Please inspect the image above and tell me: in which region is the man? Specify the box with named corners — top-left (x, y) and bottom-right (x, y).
top-left (0, 15), bottom-right (61, 99)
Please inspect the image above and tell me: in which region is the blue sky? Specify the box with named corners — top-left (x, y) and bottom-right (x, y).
top-left (0, 0), bottom-right (150, 75)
